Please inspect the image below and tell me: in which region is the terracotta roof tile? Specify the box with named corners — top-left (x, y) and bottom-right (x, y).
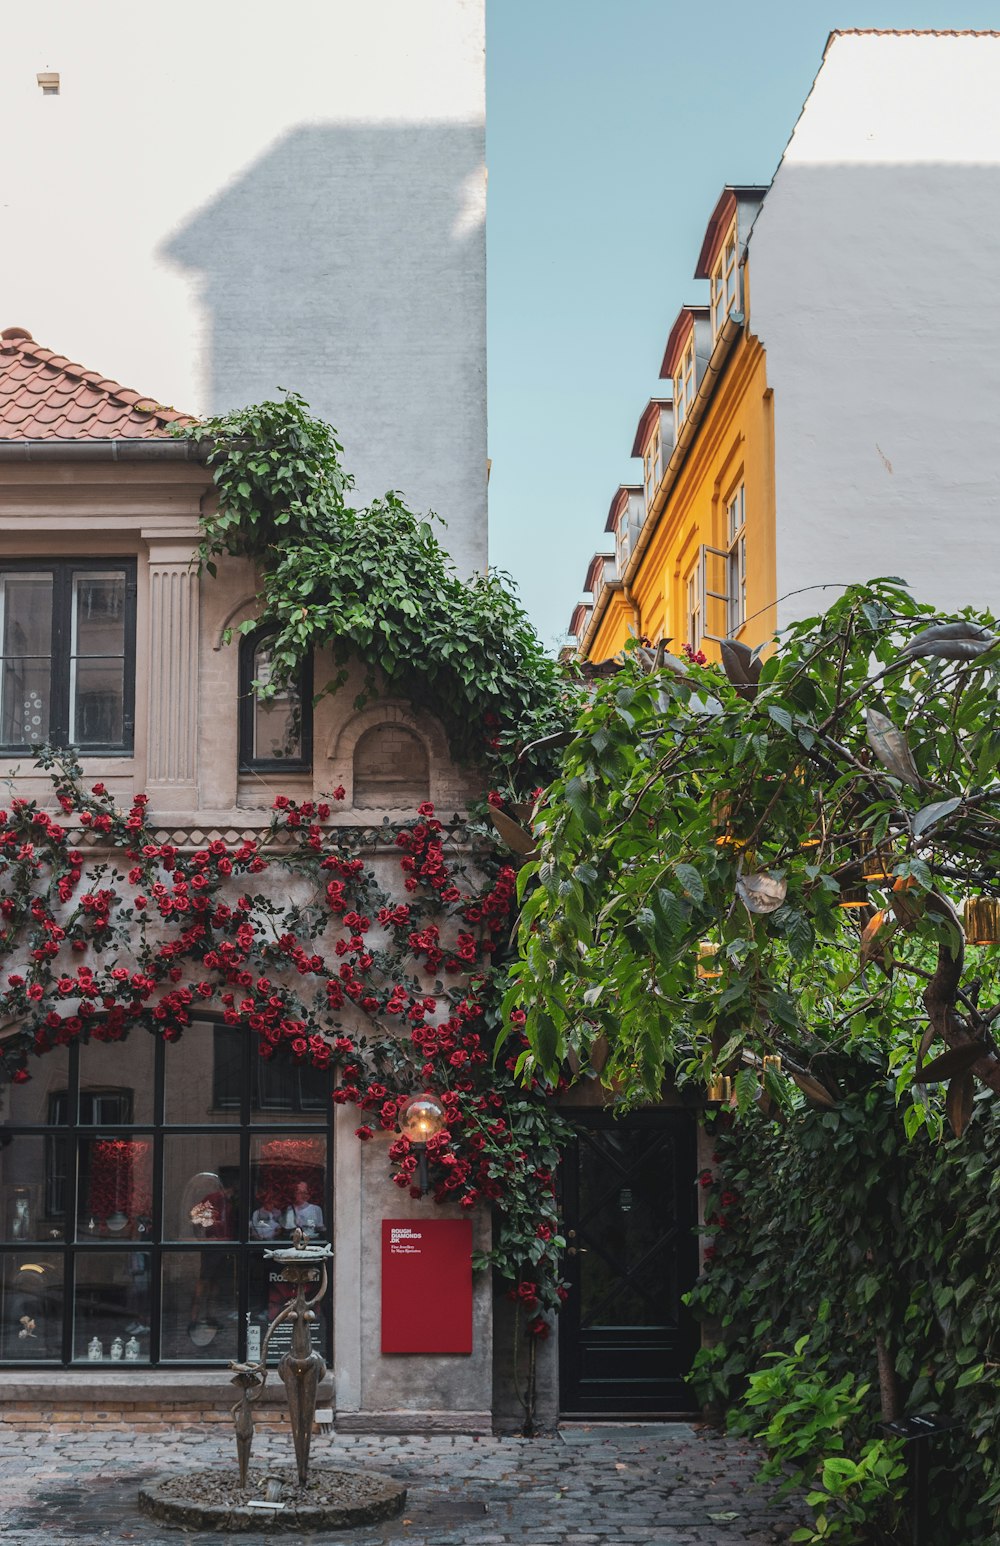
top-left (0, 326), bottom-right (194, 439)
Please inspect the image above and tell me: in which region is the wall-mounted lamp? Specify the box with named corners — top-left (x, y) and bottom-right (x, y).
top-left (36, 72), bottom-right (60, 95)
top-left (706, 1075), bottom-right (732, 1104)
top-left (397, 1092), bottom-right (446, 1194)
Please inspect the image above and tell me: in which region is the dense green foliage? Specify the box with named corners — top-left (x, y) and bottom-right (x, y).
top-left (734, 1334), bottom-right (906, 1545)
top-left (509, 581), bottom-right (1000, 1125)
top-left (179, 394), bottom-right (569, 772)
top-left (689, 1091), bottom-right (1000, 1539)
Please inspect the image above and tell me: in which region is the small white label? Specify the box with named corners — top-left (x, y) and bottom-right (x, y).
top-left (246, 1501), bottom-right (286, 1511)
top-left (247, 1324), bottom-right (261, 1361)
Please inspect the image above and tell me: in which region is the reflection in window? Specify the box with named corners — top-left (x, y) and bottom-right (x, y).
top-left (0, 562), bottom-right (134, 752)
top-left (238, 630), bottom-right (312, 770)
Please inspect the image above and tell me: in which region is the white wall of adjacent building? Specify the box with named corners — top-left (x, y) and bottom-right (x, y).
top-left (749, 31), bottom-right (1000, 630)
top-left (0, 0), bottom-right (487, 575)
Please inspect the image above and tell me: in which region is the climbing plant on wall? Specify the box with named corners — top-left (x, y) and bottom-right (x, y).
top-left (179, 395), bottom-right (570, 776)
top-left (0, 760), bottom-right (569, 1341)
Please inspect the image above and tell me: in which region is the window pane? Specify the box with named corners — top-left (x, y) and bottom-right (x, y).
top-left (79, 1034), bottom-right (154, 1124)
top-left (250, 1134), bottom-right (327, 1241)
top-left (165, 1021), bottom-right (242, 1124)
top-left (73, 1250), bottom-right (150, 1363)
top-left (161, 1250), bottom-right (238, 1361)
top-left (3, 1048), bottom-right (69, 1125)
top-left (0, 1137), bottom-right (66, 1242)
top-left (78, 1137), bottom-right (154, 1238)
top-left (248, 1249), bottom-right (328, 1364)
top-left (252, 1044), bottom-right (331, 1124)
top-left (163, 1136), bottom-right (241, 1242)
top-left (70, 659), bottom-right (124, 745)
top-left (0, 572), bottom-right (52, 745)
top-left (252, 642), bottom-right (302, 761)
top-left (0, 1252), bottom-right (64, 1361)
top-left (72, 573), bottom-right (126, 656)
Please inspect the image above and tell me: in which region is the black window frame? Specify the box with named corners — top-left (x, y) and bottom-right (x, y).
top-left (237, 627), bottom-right (312, 773)
top-left (0, 558), bottom-right (137, 756)
top-left (0, 1023), bottom-right (333, 1369)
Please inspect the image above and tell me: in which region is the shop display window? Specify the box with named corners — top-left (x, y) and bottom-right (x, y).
top-left (0, 1022), bottom-right (332, 1365)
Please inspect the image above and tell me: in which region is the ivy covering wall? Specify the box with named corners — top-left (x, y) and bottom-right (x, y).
top-left (689, 1080), bottom-right (1000, 1540)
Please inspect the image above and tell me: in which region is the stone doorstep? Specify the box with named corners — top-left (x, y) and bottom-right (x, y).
top-left (0, 1369), bottom-right (333, 1407)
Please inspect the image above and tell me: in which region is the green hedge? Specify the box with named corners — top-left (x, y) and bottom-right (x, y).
top-left (687, 1079), bottom-right (1000, 1540)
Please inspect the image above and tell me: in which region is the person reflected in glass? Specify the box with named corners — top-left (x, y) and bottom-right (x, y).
top-left (250, 1198), bottom-right (282, 1241)
top-left (283, 1180), bottom-right (323, 1239)
top-left (189, 1167), bottom-right (239, 1333)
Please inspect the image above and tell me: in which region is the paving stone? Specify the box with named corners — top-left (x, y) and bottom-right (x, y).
top-left (0, 1422), bottom-right (803, 1544)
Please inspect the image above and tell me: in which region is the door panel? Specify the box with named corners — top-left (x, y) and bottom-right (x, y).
top-left (559, 1110), bottom-right (698, 1414)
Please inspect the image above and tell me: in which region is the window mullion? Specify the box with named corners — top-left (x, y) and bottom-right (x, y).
top-left (51, 565), bottom-right (70, 746)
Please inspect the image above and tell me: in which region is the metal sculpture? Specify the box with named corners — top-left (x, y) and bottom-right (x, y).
top-left (228, 1229), bottom-right (332, 1488)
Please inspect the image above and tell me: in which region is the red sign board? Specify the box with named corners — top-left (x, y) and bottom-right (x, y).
top-left (381, 1218), bottom-right (473, 1354)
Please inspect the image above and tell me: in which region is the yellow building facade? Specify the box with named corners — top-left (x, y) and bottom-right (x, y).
top-left (574, 188), bottom-right (777, 665)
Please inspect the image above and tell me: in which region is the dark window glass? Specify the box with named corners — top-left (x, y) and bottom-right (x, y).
top-left (0, 1027), bottom-right (332, 1366)
top-left (238, 630), bottom-right (311, 771)
top-left (0, 561), bottom-right (135, 753)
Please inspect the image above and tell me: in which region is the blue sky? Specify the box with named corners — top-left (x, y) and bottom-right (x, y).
top-left (485, 1), bottom-right (1000, 648)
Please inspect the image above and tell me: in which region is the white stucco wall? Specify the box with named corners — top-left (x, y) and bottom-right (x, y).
top-left (0, 0), bottom-right (487, 575)
top-left (749, 32), bottom-right (1000, 629)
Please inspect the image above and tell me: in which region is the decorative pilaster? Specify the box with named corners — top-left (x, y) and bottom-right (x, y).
top-left (146, 543), bottom-right (200, 810)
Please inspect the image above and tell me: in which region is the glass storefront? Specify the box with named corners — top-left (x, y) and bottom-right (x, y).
top-left (0, 1021), bottom-right (332, 1365)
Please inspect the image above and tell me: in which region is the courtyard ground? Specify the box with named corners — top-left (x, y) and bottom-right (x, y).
top-left (0, 1422), bottom-right (803, 1544)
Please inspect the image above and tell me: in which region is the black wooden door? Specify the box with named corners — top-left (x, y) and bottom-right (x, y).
top-left (559, 1109), bottom-right (699, 1415)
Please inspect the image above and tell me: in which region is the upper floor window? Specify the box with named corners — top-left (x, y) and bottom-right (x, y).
top-left (238, 630), bottom-right (312, 772)
top-left (710, 222), bottom-right (739, 338)
top-left (0, 561), bottom-right (136, 754)
top-left (685, 563), bottom-right (703, 652)
top-left (727, 485), bottom-right (747, 636)
top-left (674, 336), bottom-right (696, 429)
top-left (643, 429), bottom-right (661, 509)
top-left (616, 510), bottom-right (631, 574)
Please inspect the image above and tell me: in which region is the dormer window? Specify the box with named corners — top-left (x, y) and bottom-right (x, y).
top-left (710, 221), bottom-right (739, 338)
top-left (616, 511), bottom-right (631, 573)
top-left (673, 335), bottom-right (697, 429)
top-left (643, 429), bottom-right (661, 508)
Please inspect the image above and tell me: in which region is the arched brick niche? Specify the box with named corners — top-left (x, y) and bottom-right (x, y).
top-left (354, 723), bottom-right (429, 809)
top-left (327, 702), bottom-right (451, 814)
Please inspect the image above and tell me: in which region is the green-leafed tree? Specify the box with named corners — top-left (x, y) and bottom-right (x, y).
top-left (508, 579), bottom-right (1000, 1134)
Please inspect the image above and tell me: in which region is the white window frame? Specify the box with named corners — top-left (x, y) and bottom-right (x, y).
top-left (643, 427), bottom-right (661, 510)
top-left (616, 510), bottom-right (631, 574)
top-left (685, 563), bottom-right (702, 652)
top-left (673, 335), bottom-right (696, 430)
top-left (710, 220), bottom-right (739, 339)
top-left (726, 484), bottom-right (747, 636)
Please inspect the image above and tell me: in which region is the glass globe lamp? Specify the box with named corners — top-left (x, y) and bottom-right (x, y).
top-left (397, 1093), bottom-right (446, 1192)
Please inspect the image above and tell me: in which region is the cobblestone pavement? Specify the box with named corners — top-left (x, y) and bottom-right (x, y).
top-left (0, 1422), bottom-right (803, 1545)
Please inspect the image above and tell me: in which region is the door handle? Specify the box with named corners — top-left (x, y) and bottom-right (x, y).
top-left (567, 1246), bottom-right (588, 1256)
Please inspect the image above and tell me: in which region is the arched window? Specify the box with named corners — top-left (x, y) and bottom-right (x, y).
top-left (353, 723), bottom-right (429, 808)
top-left (238, 631), bottom-right (312, 772)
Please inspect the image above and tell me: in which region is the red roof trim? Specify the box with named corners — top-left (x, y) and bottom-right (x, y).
top-left (604, 484), bottom-right (642, 533)
top-left (569, 603), bottom-right (592, 638)
top-left (659, 308), bottom-right (699, 381)
top-left (0, 327), bottom-right (194, 440)
top-left (630, 397), bottom-right (672, 460)
top-left (695, 190), bottom-right (737, 281)
top-left (585, 552), bottom-right (614, 594)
